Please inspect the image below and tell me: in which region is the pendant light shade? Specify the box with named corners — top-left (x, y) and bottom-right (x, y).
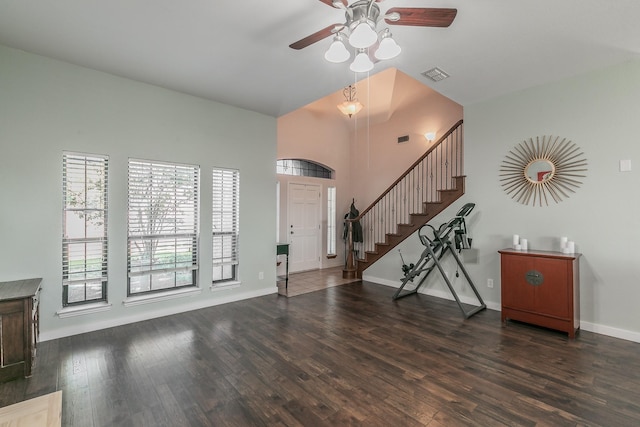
top-left (337, 85), bottom-right (364, 118)
top-left (337, 100), bottom-right (364, 118)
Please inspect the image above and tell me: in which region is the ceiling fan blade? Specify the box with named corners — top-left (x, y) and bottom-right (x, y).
top-left (385, 8), bottom-right (457, 27)
top-left (318, 0), bottom-right (347, 7)
top-left (289, 24), bottom-right (340, 50)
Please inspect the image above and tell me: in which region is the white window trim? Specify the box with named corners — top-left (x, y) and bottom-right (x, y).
top-left (212, 167), bottom-right (240, 284)
top-left (62, 151), bottom-right (109, 307)
top-left (56, 302), bottom-right (112, 318)
top-left (127, 158), bottom-right (200, 296)
top-left (123, 286), bottom-right (202, 307)
top-left (210, 280), bottom-right (241, 292)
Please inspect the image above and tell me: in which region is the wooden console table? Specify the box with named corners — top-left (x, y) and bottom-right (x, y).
top-left (0, 278), bottom-right (41, 382)
top-left (499, 249), bottom-right (580, 338)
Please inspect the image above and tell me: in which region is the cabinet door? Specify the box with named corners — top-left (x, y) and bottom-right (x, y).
top-left (501, 254), bottom-right (536, 311)
top-left (533, 257), bottom-right (569, 318)
top-left (0, 301), bottom-right (25, 367)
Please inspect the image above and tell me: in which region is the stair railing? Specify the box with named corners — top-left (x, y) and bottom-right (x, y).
top-left (347, 120), bottom-right (464, 260)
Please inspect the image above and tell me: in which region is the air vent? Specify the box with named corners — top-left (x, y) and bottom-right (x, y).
top-left (397, 135), bottom-right (410, 143)
top-left (421, 67), bottom-right (450, 82)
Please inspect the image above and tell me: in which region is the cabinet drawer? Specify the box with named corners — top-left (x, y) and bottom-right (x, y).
top-left (0, 300), bottom-right (24, 315)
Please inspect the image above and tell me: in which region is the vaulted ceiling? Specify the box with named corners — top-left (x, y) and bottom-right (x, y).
top-left (1, 0), bottom-right (639, 117)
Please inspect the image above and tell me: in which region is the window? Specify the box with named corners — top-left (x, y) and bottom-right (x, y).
top-left (62, 152), bottom-right (108, 306)
top-left (277, 159), bottom-right (333, 179)
top-left (212, 168), bottom-right (240, 284)
top-left (127, 159), bottom-right (199, 295)
top-left (327, 186), bottom-right (336, 256)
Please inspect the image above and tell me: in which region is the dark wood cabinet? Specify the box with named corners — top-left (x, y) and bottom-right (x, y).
top-left (499, 249), bottom-right (580, 338)
top-left (0, 278), bottom-right (41, 382)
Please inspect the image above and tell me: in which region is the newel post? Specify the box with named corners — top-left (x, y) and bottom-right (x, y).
top-left (343, 219), bottom-right (357, 279)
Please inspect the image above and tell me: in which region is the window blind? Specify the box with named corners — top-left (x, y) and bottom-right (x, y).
top-left (62, 152), bottom-right (108, 306)
top-left (327, 186), bottom-right (336, 255)
top-left (212, 168), bottom-right (239, 283)
top-left (128, 159), bottom-right (200, 294)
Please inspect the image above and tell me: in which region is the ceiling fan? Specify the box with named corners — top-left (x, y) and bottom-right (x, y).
top-left (289, 0), bottom-right (457, 71)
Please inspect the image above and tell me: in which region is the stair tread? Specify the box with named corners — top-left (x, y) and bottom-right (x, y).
top-left (352, 133), bottom-right (466, 279)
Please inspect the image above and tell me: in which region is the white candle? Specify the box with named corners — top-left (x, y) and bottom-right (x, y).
top-left (560, 236), bottom-right (568, 249)
top-left (567, 241), bottom-right (575, 253)
top-left (515, 244), bottom-right (522, 250)
top-left (513, 234), bottom-right (519, 248)
top-left (521, 238), bottom-right (528, 251)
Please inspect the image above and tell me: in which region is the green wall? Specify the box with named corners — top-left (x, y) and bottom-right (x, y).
top-left (0, 45), bottom-right (278, 340)
top-left (365, 60), bottom-right (640, 342)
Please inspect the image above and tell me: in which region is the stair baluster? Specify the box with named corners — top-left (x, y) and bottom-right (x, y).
top-left (348, 120), bottom-right (465, 278)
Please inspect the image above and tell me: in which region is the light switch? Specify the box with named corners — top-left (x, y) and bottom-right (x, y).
top-left (620, 159), bottom-right (632, 172)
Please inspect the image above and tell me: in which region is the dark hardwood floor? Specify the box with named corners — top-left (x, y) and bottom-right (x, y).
top-left (277, 266), bottom-right (359, 297)
top-left (1, 281), bottom-right (640, 426)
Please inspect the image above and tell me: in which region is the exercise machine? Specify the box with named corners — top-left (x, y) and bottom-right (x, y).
top-left (393, 203), bottom-right (486, 319)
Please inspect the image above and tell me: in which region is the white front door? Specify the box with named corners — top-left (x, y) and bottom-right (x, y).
top-left (288, 183), bottom-right (321, 272)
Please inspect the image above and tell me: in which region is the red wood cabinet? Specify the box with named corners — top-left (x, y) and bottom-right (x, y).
top-left (499, 249), bottom-right (580, 338)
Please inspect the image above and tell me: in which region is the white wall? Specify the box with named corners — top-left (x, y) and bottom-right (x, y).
top-left (278, 105), bottom-right (354, 271)
top-left (349, 74), bottom-right (463, 208)
top-left (0, 45), bottom-right (277, 340)
top-left (277, 69), bottom-right (463, 272)
top-left (365, 60), bottom-right (640, 342)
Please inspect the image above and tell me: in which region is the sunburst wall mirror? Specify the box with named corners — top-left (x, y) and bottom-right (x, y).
top-left (499, 136), bottom-right (587, 206)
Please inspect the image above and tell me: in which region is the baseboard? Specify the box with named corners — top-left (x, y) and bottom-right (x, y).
top-left (40, 286), bottom-right (277, 342)
top-left (579, 321), bottom-right (640, 343)
top-left (363, 274), bottom-right (640, 343)
top-left (363, 274), bottom-right (501, 312)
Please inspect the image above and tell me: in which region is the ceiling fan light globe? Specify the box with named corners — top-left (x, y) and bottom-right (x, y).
top-left (374, 36), bottom-right (401, 60)
top-left (324, 39), bottom-right (351, 63)
top-left (350, 51), bottom-right (374, 73)
top-left (348, 22), bottom-right (378, 48)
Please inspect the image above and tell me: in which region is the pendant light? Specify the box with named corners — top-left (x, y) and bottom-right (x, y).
top-left (337, 85), bottom-right (364, 118)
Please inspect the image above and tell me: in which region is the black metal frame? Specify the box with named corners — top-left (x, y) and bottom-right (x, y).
top-left (393, 203), bottom-right (486, 319)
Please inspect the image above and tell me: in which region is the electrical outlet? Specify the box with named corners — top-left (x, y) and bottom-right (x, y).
top-left (259, 271), bottom-right (264, 280)
top-left (487, 278), bottom-right (494, 288)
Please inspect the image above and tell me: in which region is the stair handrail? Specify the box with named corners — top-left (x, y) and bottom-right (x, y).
top-left (347, 119), bottom-right (463, 223)
top-left (342, 120), bottom-right (463, 278)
